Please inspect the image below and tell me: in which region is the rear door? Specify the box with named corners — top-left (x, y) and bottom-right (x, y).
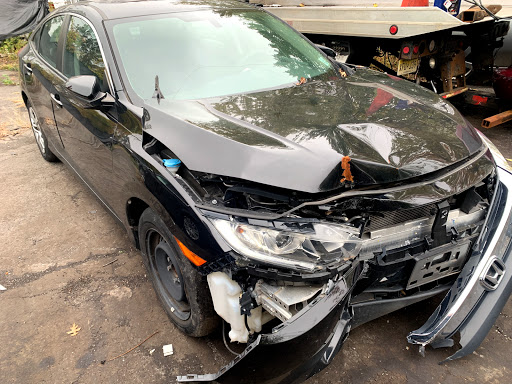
top-left (52, 14), bottom-right (118, 208)
top-left (20, 15), bottom-right (66, 151)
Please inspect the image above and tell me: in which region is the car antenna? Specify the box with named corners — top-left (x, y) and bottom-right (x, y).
top-left (153, 75), bottom-right (165, 103)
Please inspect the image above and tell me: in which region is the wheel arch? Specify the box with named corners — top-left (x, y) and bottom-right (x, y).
top-left (21, 90), bottom-right (28, 107)
top-left (126, 197), bottom-right (150, 249)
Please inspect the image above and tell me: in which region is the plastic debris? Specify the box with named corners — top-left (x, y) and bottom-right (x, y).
top-left (340, 156), bottom-right (354, 184)
top-left (67, 323), bottom-right (81, 337)
top-left (0, 284), bottom-right (6, 291)
top-left (163, 344), bottom-right (174, 356)
top-left (149, 349), bottom-right (155, 355)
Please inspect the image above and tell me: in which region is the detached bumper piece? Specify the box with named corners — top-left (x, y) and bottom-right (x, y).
top-left (177, 274), bottom-right (354, 384)
top-left (408, 167), bottom-right (512, 361)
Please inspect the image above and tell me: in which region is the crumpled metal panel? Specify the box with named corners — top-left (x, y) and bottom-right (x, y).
top-left (143, 68), bottom-right (483, 193)
top-left (196, 148), bottom-right (495, 221)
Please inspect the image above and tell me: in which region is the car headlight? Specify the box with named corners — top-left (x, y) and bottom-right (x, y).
top-left (477, 130), bottom-right (512, 172)
top-left (210, 218), bottom-right (362, 272)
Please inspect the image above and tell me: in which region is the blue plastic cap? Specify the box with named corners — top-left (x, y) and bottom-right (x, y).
top-left (163, 158), bottom-right (181, 168)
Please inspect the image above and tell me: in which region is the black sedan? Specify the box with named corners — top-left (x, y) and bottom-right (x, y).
top-left (18, 0), bottom-right (512, 383)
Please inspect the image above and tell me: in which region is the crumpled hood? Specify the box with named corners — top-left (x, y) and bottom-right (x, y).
top-left (143, 69), bottom-right (483, 193)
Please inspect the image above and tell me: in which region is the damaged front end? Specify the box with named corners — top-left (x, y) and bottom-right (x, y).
top-left (137, 66), bottom-right (512, 382)
top-left (161, 128), bottom-right (512, 382)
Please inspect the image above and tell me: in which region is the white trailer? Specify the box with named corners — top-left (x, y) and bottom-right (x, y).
top-left (251, 0), bottom-right (511, 97)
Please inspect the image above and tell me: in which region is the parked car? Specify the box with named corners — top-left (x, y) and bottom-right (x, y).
top-left (18, 1), bottom-right (512, 383)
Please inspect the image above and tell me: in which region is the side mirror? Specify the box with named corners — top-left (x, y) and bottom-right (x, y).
top-left (316, 44), bottom-right (336, 59)
top-left (65, 75), bottom-right (114, 109)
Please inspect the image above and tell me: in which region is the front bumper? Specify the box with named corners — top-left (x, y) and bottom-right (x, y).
top-left (177, 268), bottom-right (357, 384)
top-left (178, 303), bottom-right (351, 384)
top-left (408, 166), bottom-right (512, 360)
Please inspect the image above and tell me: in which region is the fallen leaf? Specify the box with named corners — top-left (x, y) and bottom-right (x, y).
top-left (67, 323), bottom-right (81, 336)
top-left (296, 77), bottom-right (307, 86)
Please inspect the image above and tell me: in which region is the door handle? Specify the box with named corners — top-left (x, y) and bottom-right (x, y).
top-left (50, 93), bottom-right (63, 107)
top-left (23, 63), bottom-right (32, 73)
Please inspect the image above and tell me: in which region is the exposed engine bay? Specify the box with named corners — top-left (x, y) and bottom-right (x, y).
top-left (199, 171), bottom-right (492, 339)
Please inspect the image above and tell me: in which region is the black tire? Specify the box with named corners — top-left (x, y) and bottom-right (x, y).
top-left (138, 208), bottom-right (219, 337)
top-left (27, 101), bottom-right (59, 162)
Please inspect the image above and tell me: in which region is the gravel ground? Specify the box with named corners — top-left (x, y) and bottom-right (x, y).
top-left (1, 75), bottom-right (512, 384)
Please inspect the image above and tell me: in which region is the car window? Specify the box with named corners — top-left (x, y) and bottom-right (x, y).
top-left (110, 10), bottom-right (337, 101)
top-left (63, 16), bottom-right (107, 91)
top-left (38, 16), bottom-right (64, 68)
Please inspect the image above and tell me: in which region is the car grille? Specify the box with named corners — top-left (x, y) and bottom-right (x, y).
top-left (365, 203), bottom-right (438, 233)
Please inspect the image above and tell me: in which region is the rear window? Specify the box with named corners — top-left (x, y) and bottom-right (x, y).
top-left (109, 10), bottom-right (336, 100)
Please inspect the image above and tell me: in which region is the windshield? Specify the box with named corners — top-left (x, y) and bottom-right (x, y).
top-left (110, 9), bottom-right (337, 100)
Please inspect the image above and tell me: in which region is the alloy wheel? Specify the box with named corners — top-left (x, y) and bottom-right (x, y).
top-left (28, 106), bottom-right (45, 154)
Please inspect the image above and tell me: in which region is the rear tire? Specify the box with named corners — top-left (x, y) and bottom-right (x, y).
top-left (27, 101), bottom-right (59, 162)
top-left (138, 208), bottom-right (219, 337)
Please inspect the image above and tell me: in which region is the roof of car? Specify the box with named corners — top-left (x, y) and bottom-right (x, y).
top-left (63, 0), bottom-right (255, 20)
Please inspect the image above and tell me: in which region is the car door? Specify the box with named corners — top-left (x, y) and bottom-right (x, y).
top-left (20, 15), bottom-right (66, 151)
top-left (52, 14), bottom-right (118, 208)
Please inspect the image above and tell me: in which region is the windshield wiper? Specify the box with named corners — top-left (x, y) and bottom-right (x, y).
top-left (152, 75), bottom-right (165, 102)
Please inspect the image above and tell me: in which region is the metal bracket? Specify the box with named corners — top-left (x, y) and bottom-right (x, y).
top-left (432, 200), bottom-right (450, 248)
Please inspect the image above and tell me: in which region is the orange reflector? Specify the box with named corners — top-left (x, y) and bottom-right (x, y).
top-left (174, 237), bottom-right (207, 266)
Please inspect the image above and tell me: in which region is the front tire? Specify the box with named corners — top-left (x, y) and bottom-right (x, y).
top-left (27, 101), bottom-right (59, 162)
top-left (138, 208), bottom-right (219, 337)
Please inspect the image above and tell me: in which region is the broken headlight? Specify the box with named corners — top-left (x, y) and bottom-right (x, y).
top-left (210, 218), bottom-right (363, 272)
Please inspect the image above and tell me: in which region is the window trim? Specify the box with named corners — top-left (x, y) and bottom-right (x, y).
top-left (31, 12), bottom-right (114, 95)
top-left (64, 12), bottom-right (114, 94)
top-left (31, 24), bottom-right (42, 52)
top-left (31, 14), bottom-right (67, 77)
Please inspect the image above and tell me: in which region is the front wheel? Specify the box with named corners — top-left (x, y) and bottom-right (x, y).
top-left (138, 208), bottom-right (219, 337)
